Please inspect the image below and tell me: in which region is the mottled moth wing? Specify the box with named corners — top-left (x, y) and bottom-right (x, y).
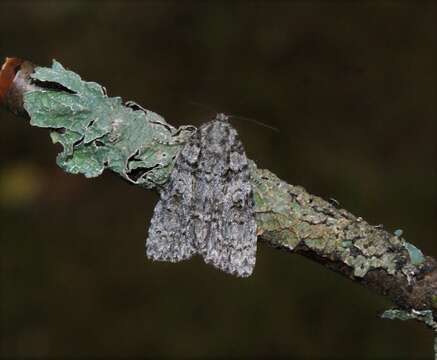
top-left (146, 114), bottom-right (257, 277)
top-left (145, 131), bottom-right (201, 262)
top-left (194, 118), bottom-right (257, 277)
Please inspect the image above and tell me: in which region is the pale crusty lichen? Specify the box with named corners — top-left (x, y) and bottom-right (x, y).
top-left (382, 308), bottom-right (437, 330)
top-left (250, 161), bottom-right (300, 250)
top-left (382, 308), bottom-right (437, 359)
top-left (250, 161), bottom-right (425, 279)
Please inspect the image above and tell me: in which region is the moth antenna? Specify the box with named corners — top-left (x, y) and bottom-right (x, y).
top-left (189, 100), bottom-right (279, 132)
top-left (230, 114), bottom-right (279, 132)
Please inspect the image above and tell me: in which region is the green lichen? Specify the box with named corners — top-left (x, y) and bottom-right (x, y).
top-left (382, 308), bottom-right (437, 332)
top-left (250, 162), bottom-right (301, 250)
top-left (404, 241), bottom-right (425, 266)
top-left (23, 60), bottom-right (194, 189)
top-left (248, 160), bottom-right (422, 279)
top-left (382, 307), bottom-right (437, 359)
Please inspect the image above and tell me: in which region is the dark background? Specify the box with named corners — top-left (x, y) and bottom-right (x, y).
top-left (0, 1), bottom-right (435, 359)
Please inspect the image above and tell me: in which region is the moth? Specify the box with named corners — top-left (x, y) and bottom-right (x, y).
top-left (146, 113), bottom-right (257, 277)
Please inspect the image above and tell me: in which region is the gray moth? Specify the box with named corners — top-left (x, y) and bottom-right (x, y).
top-left (145, 113), bottom-right (257, 277)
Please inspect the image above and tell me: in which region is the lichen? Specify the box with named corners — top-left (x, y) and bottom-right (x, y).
top-left (23, 60), bottom-right (195, 189)
top-left (404, 241), bottom-right (425, 266)
top-left (250, 162), bottom-right (301, 250)
top-left (248, 161), bottom-right (425, 280)
top-left (382, 308), bottom-right (437, 332)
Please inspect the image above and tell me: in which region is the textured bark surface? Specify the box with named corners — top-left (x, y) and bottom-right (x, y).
top-left (2, 57), bottom-right (436, 320)
top-left (250, 164), bottom-right (437, 318)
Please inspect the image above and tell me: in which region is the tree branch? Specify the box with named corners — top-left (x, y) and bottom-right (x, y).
top-left (2, 57), bottom-right (436, 322)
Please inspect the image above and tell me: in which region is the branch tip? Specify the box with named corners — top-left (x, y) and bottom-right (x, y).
top-left (0, 57), bottom-right (23, 103)
top-left (0, 57), bottom-right (36, 116)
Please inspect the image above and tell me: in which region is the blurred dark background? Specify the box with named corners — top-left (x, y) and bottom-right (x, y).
top-left (0, 1), bottom-right (435, 359)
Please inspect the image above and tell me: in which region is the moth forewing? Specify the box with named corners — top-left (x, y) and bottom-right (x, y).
top-left (146, 114), bottom-right (257, 277)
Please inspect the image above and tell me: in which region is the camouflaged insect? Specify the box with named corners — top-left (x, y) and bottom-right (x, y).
top-left (146, 113), bottom-right (257, 277)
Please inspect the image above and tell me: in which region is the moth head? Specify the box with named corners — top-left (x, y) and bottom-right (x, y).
top-left (216, 113), bottom-right (229, 123)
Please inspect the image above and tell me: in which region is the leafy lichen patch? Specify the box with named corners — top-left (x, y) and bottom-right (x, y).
top-left (23, 60), bottom-right (195, 188)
